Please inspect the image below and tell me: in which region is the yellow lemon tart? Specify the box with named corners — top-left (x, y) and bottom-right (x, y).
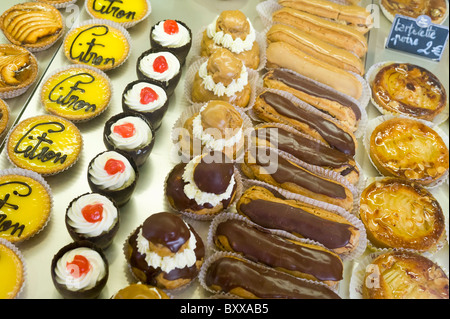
top-left (0, 239), bottom-right (25, 299)
top-left (85, 0), bottom-right (151, 28)
top-left (0, 2), bottom-right (64, 52)
top-left (0, 98), bottom-right (10, 137)
top-left (6, 115), bottom-right (83, 176)
top-left (359, 178), bottom-right (446, 252)
top-left (64, 21), bottom-right (131, 71)
top-left (0, 169), bottom-right (52, 243)
top-left (41, 65), bottom-right (112, 122)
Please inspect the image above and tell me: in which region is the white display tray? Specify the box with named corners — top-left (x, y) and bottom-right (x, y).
top-left (0, 0), bottom-right (448, 299)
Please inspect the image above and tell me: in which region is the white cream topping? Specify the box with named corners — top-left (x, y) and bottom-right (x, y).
top-left (136, 226), bottom-right (197, 273)
top-left (88, 151), bottom-right (135, 191)
top-left (124, 82), bottom-right (167, 112)
top-left (182, 154), bottom-right (236, 206)
top-left (67, 193), bottom-right (118, 237)
top-left (206, 16), bottom-right (256, 54)
top-left (152, 20), bottom-right (190, 48)
top-left (54, 247), bottom-right (107, 292)
top-left (192, 104), bottom-right (243, 151)
top-left (139, 51), bottom-right (180, 83)
top-left (198, 61), bottom-right (248, 97)
top-left (108, 116), bottom-right (153, 151)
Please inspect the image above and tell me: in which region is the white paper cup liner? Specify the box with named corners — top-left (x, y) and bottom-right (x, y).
top-left (33, 0), bottom-right (77, 9)
top-left (349, 248), bottom-right (450, 299)
top-left (379, 0), bottom-right (449, 25)
top-left (84, 0), bottom-right (152, 29)
top-left (63, 19), bottom-right (132, 72)
top-left (0, 238), bottom-right (27, 299)
top-left (38, 64), bottom-right (114, 123)
top-left (184, 57), bottom-right (259, 112)
top-left (363, 114), bottom-right (449, 189)
top-left (366, 61), bottom-right (449, 125)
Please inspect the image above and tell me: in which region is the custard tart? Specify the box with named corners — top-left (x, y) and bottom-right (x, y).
top-left (0, 2), bottom-right (64, 52)
top-left (362, 251), bottom-right (449, 299)
top-left (369, 117), bottom-right (449, 186)
top-left (359, 178), bottom-right (445, 252)
top-left (372, 63), bottom-right (447, 121)
top-left (381, 0), bottom-right (447, 24)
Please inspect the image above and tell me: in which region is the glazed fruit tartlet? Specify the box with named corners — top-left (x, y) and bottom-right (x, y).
top-left (111, 283), bottom-right (170, 299)
top-left (64, 21), bottom-right (131, 71)
top-left (359, 178), bottom-right (446, 252)
top-left (0, 2), bottom-right (64, 52)
top-left (125, 212), bottom-right (205, 290)
top-left (381, 0), bottom-right (447, 24)
top-left (6, 115), bottom-right (83, 176)
top-left (369, 117), bottom-right (449, 186)
top-left (85, 0), bottom-right (151, 28)
top-left (0, 44), bottom-right (38, 100)
top-left (0, 98), bottom-right (9, 137)
top-left (65, 192), bottom-right (120, 249)
top-left (0, 239), bottom-right (26, 299)
top-left (41, 65), bottom-right (112, 122)
top-left (51, 241), bottom-right (109, 299)
top-left (0, 169), bottom-right (52, 243)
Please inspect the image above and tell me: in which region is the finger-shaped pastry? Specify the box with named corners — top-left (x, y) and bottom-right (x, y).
top-left (263, 68), bottom-right (362, 133)
top-left (236, 186), bottom-right (360, 255)
top-left (272, 7), bottom-right (368, 57)
top-left (191, 48), bottom-right (252, 108)
top-left (252, 124), bottom-right (360, 185)
top-left (267, 24), bottom-right (364, 76)
top-left (212, 217), bottom-right (344, 287)
top-left (203, 254), bottom-right (341, 299)
top-left (253, 90), bottom-right (357, 156)
top-left (241, 149), bottom-right (355, 212)
top-left (201, 10), bottom-right (260, 70)
top-left (278, 0), bottom-right (374, 33)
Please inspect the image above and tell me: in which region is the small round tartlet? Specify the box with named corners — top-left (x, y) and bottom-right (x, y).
top-left (0, 239), bottom-right (26, 299)
top-left (85, 0), bottom-right (151, 28)
top-left (87, 150), bottom-right (139, 207)
top-left (359, 177), bottom-right (446, 252)
top-left (0, 98), bottom-right (10, 137)
top-left (111, 283), bottom-right (170, 299)
top-left (64, 20), bottom-right (131, 72)
top-left (150, 19), bottom-right (192, 65)
top-left (121, 80), bottom-right (169, 130)
top-left (65, 192), bottom-right (120, 249)
top-left (51, 241), bottom-right (109, 299)
top-left (124, 212), bottom-right (205, 290)
top-left (6, 115), bottom-right (83, 176)
top-left (40, 65), bottom-right (112, 122)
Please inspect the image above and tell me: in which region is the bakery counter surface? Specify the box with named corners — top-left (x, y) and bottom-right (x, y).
top-left (0, 0), bottom-right (448, 299)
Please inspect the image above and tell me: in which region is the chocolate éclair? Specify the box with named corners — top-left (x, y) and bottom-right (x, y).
top-left (236, 186), bottom-right (360, 255)
top-left (212, 217), bottom-right (344, 287)
top-left (253, 90), bottom-right (357, 157)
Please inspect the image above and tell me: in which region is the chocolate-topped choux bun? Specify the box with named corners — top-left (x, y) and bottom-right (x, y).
top-left (191, 48), bottom-right (252, 108)
top-left (212, 216), bottom-right (344, 287)
top-left (165, 152), bottom-right (238, 218)
top-left (236, 186), bottom-right (360, 255)
top-left (251, 124), bottom-right (360, 185)
top-left (200, 10), bottom-right (260, 70)
top-left (177, 100), bottom-right (246, 160)
top-left (253, 90), bottom-right (357, 157)
top-left (241, 148), bottom-right (355, 212)
top-left (125, 212), bottom-right (205, 290)
top-left (203, 254), bottom-right (341, 299)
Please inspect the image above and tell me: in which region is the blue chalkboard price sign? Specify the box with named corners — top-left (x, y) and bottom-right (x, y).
top-left (386, 14), bottom-right (449, 61)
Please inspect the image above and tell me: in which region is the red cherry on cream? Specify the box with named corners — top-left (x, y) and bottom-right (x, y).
top-left (163, 20), bottom-right (179, 35)
top-left (104, 158), bottom-right (125, 175)
top-left (140, 87), bottom-right (159, 104)
top-left (81, 203), bottom-right (104, 223)
top-left (113, 122), bottom-right (136, 138)
top-left (153, 56), bottom-right (168, 73)
top-left (67, 255), bottom-right (91, 278)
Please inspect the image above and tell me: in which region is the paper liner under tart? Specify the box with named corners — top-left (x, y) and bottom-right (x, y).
top-left (366, 61), bottom-right (449, 125)
top-left (40, 64), bottom-right (113, 123)
top-left (0, 238), bottom-right (27, 299)
top-left (32, 0), bottom-right (78, 9)
top-left (380, 0), bottom-right (449, 24)
top-left (364, 115), bottom-right (449, 188)
top-left (359, 176), bottom-right (447, 253)
top-left (349, 249), bottom-right (449, 299)
top-left (198, 251), bottom-right (342, 299)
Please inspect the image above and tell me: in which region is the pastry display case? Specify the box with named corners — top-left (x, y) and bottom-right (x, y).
top-left (0, 0), bottom-right (448, 299)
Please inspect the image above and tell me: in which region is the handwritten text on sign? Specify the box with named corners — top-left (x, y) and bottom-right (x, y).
top-left (386, 15), bottom-right (449, 61)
